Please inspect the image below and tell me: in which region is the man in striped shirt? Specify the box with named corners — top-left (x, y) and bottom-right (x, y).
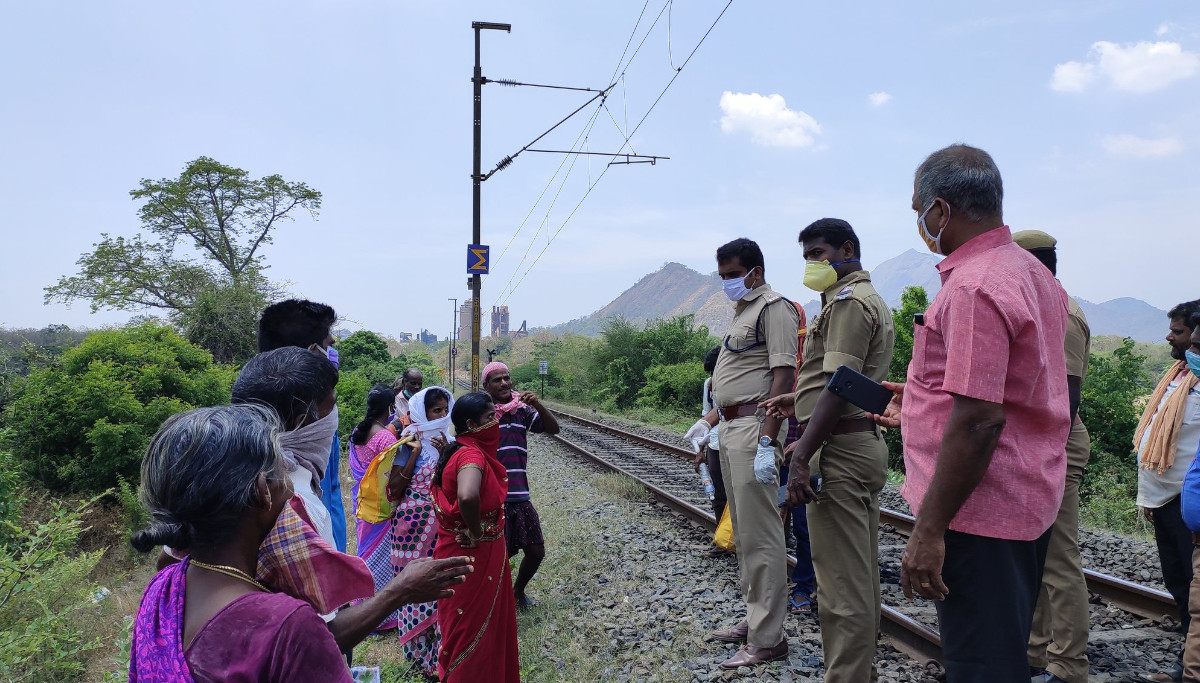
top-left (482, 361), bottom-right (560, 609)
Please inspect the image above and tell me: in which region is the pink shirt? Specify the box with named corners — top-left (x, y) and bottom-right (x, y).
top-left (900, 227), bottom-right (1070, 541)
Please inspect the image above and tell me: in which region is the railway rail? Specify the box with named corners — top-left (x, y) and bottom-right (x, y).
top-left (548, 408), bottom-right (1180, 672)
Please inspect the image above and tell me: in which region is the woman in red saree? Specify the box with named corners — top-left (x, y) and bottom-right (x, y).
top-left (432, 393), bottom-right (520, 683)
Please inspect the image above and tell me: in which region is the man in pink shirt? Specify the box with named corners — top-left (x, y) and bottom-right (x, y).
top-left (874, 144), bottom-right (1070, 682)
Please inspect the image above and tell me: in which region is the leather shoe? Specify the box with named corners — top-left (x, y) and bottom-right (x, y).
top-left (710, 621), bottom-right (748, 643)
top-left (719, 639), bottom-right (788, 669)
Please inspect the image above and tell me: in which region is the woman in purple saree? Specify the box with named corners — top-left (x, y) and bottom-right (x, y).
top-left (348, 385), bottom-right (405, 630)
top-left (129, 405), bottom-right (352, 682)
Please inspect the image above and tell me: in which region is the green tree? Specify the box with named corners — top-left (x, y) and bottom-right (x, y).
top-left (884, 286), bottom-right (929, 472)
top-left (338, 331), bottom-right (392, 374)
top-left (45, 157), bottom-right (320, 360)
top-left (175, 280), bottom-right (267, 364)
top-left (589, 315), bottom-right (715, 410)
top-left (4, 323), bottom-right (234, 492)
top-left (1079, 338), bottom-right (1151, 489)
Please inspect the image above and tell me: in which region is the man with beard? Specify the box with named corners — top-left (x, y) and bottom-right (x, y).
top-left (1136, 300), bottom-right (1200, 683)
top-left (481, 361), bottom-right (560, 608)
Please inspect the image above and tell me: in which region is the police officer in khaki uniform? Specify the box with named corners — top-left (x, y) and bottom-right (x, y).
top-left (763, 219), bottom-right (894, 682)
top-left (700, 238), bottom-right (799, 669)
top-left (1015, 230), bottom-right (1092, 683)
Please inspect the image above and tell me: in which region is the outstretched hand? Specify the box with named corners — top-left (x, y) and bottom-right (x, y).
top-left (867, 381), bottom-right (905, 429)
top-left (759, 393), bottom-right (796, 420)
top-left (518, 390), bottom-right (541, 406)
top-left (389, 556), bottom-right (473, 604)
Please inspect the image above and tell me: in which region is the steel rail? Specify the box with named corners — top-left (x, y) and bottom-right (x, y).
top-left (550, 415), bottom-right (943, 667)
top-left (877, 508), bottom-right (1176, 621)
top-left (553, 409), bottom-right (1177, 635)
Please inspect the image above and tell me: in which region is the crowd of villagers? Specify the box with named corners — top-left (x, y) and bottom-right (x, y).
top-left (126, 298), bottom-right (558, 683)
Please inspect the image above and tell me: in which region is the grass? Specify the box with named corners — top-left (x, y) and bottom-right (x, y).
top-left (593, 472), bottom-right (649, 502)
top-left (542, 398), bottom-right (696, 433)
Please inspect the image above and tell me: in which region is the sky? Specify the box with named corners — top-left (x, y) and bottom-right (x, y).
top-left (2, 1), bottom-right (1198, 339)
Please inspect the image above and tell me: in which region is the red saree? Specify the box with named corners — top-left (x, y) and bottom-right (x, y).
top-left (432, 429), bottom-right (519, 683)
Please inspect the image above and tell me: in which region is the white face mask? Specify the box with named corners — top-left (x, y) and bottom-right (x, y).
top-left (722, 268), bottom-right (756, 301)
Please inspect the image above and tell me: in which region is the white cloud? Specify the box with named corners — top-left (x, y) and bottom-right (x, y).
top-left (718, 91), bottom-right (821, 148)
top-left (867, 91), bottom-right (892, 107)
top-left (1156, 22), bottom-right (1171, 37)
top-left (1051, 40), bottom-right (1200, 93)
top-left (1100, 133), bottom-right (1183, 158)
top-left (1050, 61), bottom-right (1097, 92)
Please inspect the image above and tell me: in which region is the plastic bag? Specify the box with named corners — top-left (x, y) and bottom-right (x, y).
top-left (713, 506), bottom-right (736, 552)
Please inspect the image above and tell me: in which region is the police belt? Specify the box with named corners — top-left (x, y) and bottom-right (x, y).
top-left (798, 416), bottom-right (877, 435)
top-left (718, 403), bottom-right (761, 421)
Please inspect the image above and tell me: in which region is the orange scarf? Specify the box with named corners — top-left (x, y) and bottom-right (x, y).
top-left (1135, 361), bottom-right (1199, 474)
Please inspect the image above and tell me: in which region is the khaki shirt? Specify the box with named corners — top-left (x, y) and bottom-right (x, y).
top-left (1065, 296), bottom-right (1090, 381)
top-left (794, 270), bottom-right (895, 421)
top-left (713, 283), bottom-right (800, 407)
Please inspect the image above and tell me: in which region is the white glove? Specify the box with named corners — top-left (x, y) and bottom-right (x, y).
top-left (685, 419), bottom-right (711, 452)
top-left (754, 443), bottom-right (778, 484)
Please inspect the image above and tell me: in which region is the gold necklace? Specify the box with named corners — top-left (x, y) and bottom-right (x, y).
top-left (190, 559), bottom-right (267, 592)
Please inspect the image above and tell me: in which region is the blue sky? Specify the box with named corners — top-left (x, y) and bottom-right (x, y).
top-left (2, 1), bottom-right (1197, 338)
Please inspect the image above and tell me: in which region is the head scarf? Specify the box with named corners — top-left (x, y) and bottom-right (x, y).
top-left (400, 386), bottom-right (455, 459)
top-left (481, 362), bottom-right (524, 416)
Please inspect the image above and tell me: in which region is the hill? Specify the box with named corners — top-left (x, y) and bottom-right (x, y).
top-left (548, 255), bottom-right (1170, 342)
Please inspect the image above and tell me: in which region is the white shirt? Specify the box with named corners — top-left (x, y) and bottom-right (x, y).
top-left (1137, 372), bottom-right (1200, 509)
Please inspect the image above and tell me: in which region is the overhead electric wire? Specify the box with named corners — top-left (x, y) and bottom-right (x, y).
top-left (488, 0), bottom-right (659, 283)
top-left (499, 0), bottom-right (735, 304)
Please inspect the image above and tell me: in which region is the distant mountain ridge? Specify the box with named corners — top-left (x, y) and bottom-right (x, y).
top-left (548, 252), bottom-right (1169, 342)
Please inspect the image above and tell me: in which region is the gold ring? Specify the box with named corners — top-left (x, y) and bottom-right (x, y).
top-left (920, 582), bottom-right (931, 587)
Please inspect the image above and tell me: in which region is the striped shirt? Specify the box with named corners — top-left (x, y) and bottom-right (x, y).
top-left (498, 404), bottom-right (544, 503)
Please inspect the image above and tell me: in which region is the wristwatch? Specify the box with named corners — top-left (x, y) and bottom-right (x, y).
top-left (759, 436), bottom-right (774, 448)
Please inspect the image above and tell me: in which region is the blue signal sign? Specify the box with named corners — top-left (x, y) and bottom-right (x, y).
top-left (467, 244), bottom-right (489, 274)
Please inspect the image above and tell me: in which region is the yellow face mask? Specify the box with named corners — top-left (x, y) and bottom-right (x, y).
top-left (803, 260), bottom-right (838, 292)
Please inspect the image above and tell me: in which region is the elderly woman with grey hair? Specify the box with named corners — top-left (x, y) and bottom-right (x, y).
top-left (129, 405), bottom-right (472, 682)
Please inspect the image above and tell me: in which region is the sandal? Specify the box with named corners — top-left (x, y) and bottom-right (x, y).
top-left (789, 593), bottom-right (814, 615)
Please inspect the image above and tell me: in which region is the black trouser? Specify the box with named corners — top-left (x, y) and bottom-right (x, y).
top-left (935, 528), bottom-right (1051, 682)
top-left (1152, 494), bottom-right (1194, 629)
top-left (706, 447), bottom-right (727, 520)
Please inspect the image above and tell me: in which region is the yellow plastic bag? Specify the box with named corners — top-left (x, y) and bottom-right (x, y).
top-left (713, 506), bottom-right (736, 552)
top-left (356, 437), bottom-right (412, 524)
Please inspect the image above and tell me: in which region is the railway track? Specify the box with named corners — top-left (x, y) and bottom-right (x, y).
top-left (549, 408), bottom-right (1180, 673)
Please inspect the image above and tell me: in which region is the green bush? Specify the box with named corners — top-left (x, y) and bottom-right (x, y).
top-left (4, 323), bottom-right (235, 492)
top-left (1079, 338), bottom-right (1150, 498)
top-left (335, 369), bottom-right (373, 442)
top-left (0, 496), bottom-right (105, 682)
top-left (589, 315), bottom-right (715, 410)
top-left (636, 362), bottom-right (708, 413)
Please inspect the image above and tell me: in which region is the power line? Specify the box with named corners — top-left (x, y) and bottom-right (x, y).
top-left (500, 0), bottom-right (735, 304)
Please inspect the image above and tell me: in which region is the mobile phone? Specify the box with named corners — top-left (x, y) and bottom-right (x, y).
top-left (826, 365), bottom-right (893, 415)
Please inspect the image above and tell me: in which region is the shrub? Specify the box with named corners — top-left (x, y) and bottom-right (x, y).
top-left (4, 323), bottom-right (235, 492)
top-left (636, 362), bottom-right (708, 413)
top-left (1079, 338), bottom-right (1150, 497)
top-left (0, 496), bottom-right (105, 682)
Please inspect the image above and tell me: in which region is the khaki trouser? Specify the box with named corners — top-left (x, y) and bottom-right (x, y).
top-left (1185, 544), bottom-right (1200, 682)
top-left (808, 429), bottom-right (887, 683)
top-left (1028, 422), bottom-right (1091, 683)
top-left (719, 415), bottom-right (787, 649)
